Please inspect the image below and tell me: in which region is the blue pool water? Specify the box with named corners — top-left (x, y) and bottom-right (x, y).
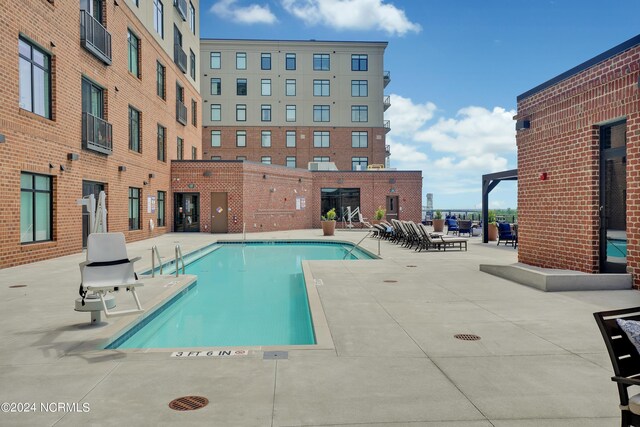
top-left (108, 242), bottom-right (373, 349)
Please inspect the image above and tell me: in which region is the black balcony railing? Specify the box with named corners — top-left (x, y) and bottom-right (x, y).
top-left (82, 112), bottom-right (113, 155)
top-left (383, 95), bottom-right (391, 111)
top-left (174, 44), bottom-right (187, 73)
top-left (80, 10), bottom-right (112, 65)
top-left (384, 120), bottom-right (391, 134)
top-left (383, 70), bottom-right (391, 88)
top-left (175, 0), bottom-right (187, 20)
top-left (385, 144), bottom-right (391, 157)
top-left (176, 100), bottom-right (187, 125)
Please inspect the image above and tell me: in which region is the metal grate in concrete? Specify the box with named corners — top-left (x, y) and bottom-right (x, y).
top-left (168, 396), bottom-right (209, 411)
top-left (263, 351), bottom-right (288, 360)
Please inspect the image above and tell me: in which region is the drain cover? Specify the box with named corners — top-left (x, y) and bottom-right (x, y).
top-left (263, 351), bottom-right (288, 360)
top-left (9, 285), bottom-right (27, 288)
top-left (383, 280), bottom-right (398, 283)
top-left (168, 396), bottom-right (209, 411)
top-left (406, 265), bottom-right (417, 268)
top-left (454, 334), bottom-right (481, 341)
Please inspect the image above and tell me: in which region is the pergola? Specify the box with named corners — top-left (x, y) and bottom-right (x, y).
top-left (482, 169), bottom-right (518, 243)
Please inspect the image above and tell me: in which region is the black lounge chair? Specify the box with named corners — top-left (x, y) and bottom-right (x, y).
top-left (497, 222), bottom-right (516, 246)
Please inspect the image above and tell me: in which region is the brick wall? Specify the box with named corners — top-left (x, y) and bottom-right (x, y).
top-left (516, 41), bottom-right (640, 288)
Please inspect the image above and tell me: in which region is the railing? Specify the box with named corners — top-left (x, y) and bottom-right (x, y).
top-left (385, 144), bottom-right (391, 157)
top-left (383, 70), bottom-right (391, 87)
top-left (175, 0), bottom-right (187, 21)
top-left (383, 95), bottom-right (391, 111)
top-left (343, 230), bottom-right (372, 260)
top-left (174, 44), bottom-right (187, 73)
top-left (80, 10), bottom-right (112, 65)
top-left (176, 100), bottom-right (187, 125)
top-left (175, 244), bottom-right (185, 277)
top-left (383, 120), bottom-right (391, 133)
top-left (82, 112), bottom-right (113, 155)
top-left (151, 245), bottom-right (163, 278)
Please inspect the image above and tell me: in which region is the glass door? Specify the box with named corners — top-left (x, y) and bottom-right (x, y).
top-left (174, 193), bottom-right (199, 232)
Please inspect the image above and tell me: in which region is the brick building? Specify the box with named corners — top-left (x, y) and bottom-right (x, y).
top-left (0, 0), bottom-right (202, 269)
top-left (199, 39), bottom-right (391, 170)
top-left (516, 34), bottom-right (640, 288)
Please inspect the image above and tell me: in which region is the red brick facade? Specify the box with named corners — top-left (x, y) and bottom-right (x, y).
top-left (516, 36), bottom-right (640, 288)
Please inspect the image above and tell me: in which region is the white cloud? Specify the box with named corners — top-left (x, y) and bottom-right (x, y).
top-left (211, 0), bottom-right (277, 24)
top-left (281, 0), bottom-right (421, 36)
top-left (386, 94), bottom-right (436, 137)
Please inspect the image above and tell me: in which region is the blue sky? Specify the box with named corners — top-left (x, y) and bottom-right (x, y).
top-left (200, 0), bottom-right (640, 209)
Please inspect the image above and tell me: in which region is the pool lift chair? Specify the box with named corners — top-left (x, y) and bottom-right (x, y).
top-left (75, 232), bottom-right (144, 324)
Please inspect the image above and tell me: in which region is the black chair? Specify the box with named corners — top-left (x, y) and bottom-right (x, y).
top-left (497, 222), bottom-right (515, 246)
top-left (593, 307), bottom-right (640, 427)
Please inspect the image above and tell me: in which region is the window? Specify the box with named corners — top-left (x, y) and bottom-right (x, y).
top-left (352, 105), bottom-right (368, 122)
top-left (236, 156), bottom-right (246, 160)
top-left (127, 30), bottom-right (140, 77)
top-left (236, 104), bottom-right (246, 121)
top-left (19, 38), bottom-right (51, 119)
top-left (313, 53), bottom-right (330, 70)
top-left (314, 156), bottom-right (330, 162)
top-left (321, 188), bottom-right (361, 222)
top-left (286, 105), bottom-right (296, 122)
top-left (20, 173), bottom-right (52, 243)
top-left (192, 146), bottom-right (197, 160)
top-left (157, 191), bottom-right (166, 227)
top-left (261, 104), bottom-right (271, 121)
top-left (261, 53), bottom-right (271, 70)
top-left (188, 1), bottom-right (195, 34)
top-left (189, 49), bottom-right (196, 80)
top-left (153, 0), bottom-right (164, 38)
top-left (286, 79), bottom-right (296, 96)
top-left (236, 52), bottom-right (246, 69)
top-left (352, 131), bottom-right (368, 148)
top-left (261, 130), bottom-right (271, 147)
top-left (81, 77), bottom-right (104, 118)
top-left (351, 80), bottom-right (368, 97)
top-left (352, 157), bottom-right (368, 170)
top-left (129, 106), bottom-right (141, 152)
top-left (156, 61), bottom-right (166, 99)
top-left (191, 99), bottom-right (197, 126)
top-left (129, 187), bottom-right (141, 230)
top-left (351, 54), bottom-right (368, 71)
top-left (236, 130), bottom-right (246, 147)
top-left (286, 131), bottom-right (296, 147)
top-left (286, 53), bottom-right (296, 70)
top-left (210, 104), bottom-right (221, 121)
top-left (210, 78), bottom-right (221, 95)
top-left (286, 156), bottom-right (296, 168)
top-left (313, 105), bottom-right (330, 122)
top-left (313, 80), bottom-right (330, 96)
top-left (261, 156), bottom-right (271, 164)
top-left (157, 124), bottom-right (166, 161)
top-left (261, 79), bottom-right (271, 96)
top-left (313, 131), bottom-right (330, 147)
top-left (211, 130), bottom-right (221, 147)
top-left (237, 78), bottom-right (247, 95)
top-left (210, 52), bottom-right (221, 69)
top-left (177, 137), bottom-right (183, 160)
top-left (210, 156), bottom-right (221, 160)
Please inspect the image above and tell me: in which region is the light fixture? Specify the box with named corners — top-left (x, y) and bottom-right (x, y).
top-left (118, 165), bottom-right (126, 172)
top-left (50, 41), bottom-right (56, 48)
top-left (270, 187), bottom-right (276, 193)
top-left (148, 173), bottom-right (155, 179)
top-left (49, 163), bottom-right (55, 168)
top-left (143, 181), bottom-right (149, 185)
top-left (115, 86), bottom-right (119, 92)
top-left (59, 165), bottom-right (66, 171)
top-left (298, 178), bottom-right (302, 183)
top-left (67, 153), bottom-right (79, 161)
top-left (114, 0), bottom-right (119, 5)
top-left (539, 172), bottom-right (548, 181)
top-left (263, 174), bottom-right (267, 179)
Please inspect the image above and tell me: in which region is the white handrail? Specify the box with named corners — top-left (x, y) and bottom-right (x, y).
top-left (175, 244), bottom-right (185, 277)
top-left (151, 245), bottom-right (163, 277)
top-left (343, 230), bottom-right (372, 259)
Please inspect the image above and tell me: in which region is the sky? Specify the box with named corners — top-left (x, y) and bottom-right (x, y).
top-left (199, 0), bottom-right (640, 209)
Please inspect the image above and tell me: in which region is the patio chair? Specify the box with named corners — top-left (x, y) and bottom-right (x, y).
top-left (593, 307), bottom-right (640, 427)
top-left (76, 232), bottom-right (144, 323)
top-left (497, 222), bottom-right (516, 246)
top-left (458, 220), bottom-right (473, 237)
top-left (446, 218), bottom-right (459, 235)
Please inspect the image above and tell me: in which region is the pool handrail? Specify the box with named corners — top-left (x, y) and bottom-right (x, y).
top-left (175, 244), bottom-right (185, 277)
top-left (151, 245), bottom-right (163, 278)
top-left (343, 230), bottom-right (372, 260)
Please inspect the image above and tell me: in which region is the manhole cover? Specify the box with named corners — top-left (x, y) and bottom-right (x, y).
top-left (168, 396), bottom-right (209, 411)
top-left (383, 280), bottom-right (398, 283)
top-left (9, 285), bottom-right (27, 288)
top-left (454, 334), bottom-right (481, 341)
top-left (406, 265), bottom-right (417, 268)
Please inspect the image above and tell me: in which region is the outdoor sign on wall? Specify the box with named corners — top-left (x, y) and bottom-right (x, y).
top-left (296, 196), bottom-right (306, 210)
top-left (147, 196), bottom-right (156, 213)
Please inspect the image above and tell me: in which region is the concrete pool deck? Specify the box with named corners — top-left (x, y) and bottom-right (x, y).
top-left (1, 229), bottom-right (639, 426)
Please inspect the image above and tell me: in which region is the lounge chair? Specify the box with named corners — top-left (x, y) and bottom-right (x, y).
top-left (417, 224), bottom-right (468, 251)
top-left (593, 307), bottom-right (640, 427)
top-left (76, 232), bottom-right (144, 323)
top-left (497, 222), bottom-right (516, 246)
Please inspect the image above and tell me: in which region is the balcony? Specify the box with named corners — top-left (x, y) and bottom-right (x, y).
top-left (383, 70), bottom-right (391, 88)
top-left (176, 100), bottom-right (187, 125)
top-left (174, 44), bottom-right (187, 74)
top-left (79, 10), bottom-right (112, 65)
top-left (82, 112), bottom-right (113, 155)
top-left (384, 120), bottom-right (391, 134)
top-left (175, 0), bottom-right (187, 21)
top-left (383, 95), bottom-right (391, 111)
top-left (385, 144), bottom-right (391, 157)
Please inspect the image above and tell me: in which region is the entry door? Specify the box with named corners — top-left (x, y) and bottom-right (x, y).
top-left (599, 121), bottom-right (626, 273)
top-left (82, 180), bottom-right (105, 248)
top-left (386, 196), bottom-right (399, 221)
top-left (174, 193), bottom-right (200, 232)
top-left (210, 192), bottom-right (229, 233)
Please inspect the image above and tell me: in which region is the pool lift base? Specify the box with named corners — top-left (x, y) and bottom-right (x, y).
top-left (75, 285), bottom-right (144, 325)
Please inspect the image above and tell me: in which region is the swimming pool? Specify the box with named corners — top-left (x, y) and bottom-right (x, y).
top-left (107, 241), bottom-right (374, 349)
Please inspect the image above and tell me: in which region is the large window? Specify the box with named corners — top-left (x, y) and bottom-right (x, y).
top-left (189, 49), bottom-right (196, 80)
top-left (286, 105), bottom-right (296, 122)
top-left (286, 156), bottom-right (296, 168)
top-left (156, 61), bottom-right (166, 99)
top-left (286, 53), bottom-right (296, 70)
top-left (157, 191), bottom-right (166, 227)
top-left (20, 173), bottom-right (52, 243)
top-left (352, 157), bottom-right (368, 170)
top-left (313, 131), bottom-right (330, 147)
top-left (191, 99), bottom-right (197, 126)
top-left (236, 52), bottom-right (246, 69)
top-left (19, 37), bottom-right (51, 119)
top-left (351, 105), bottom-right (368, 122)
top-left (153, 0), bottom-right (164, 38)
top-left (352, 131), bottom-right (368, 148)
top-left (211, 130), bottom-right (221, 147)
top-left (286, 79), bottom-right (296, 96)
top-left (261, 130), bottom-right (271, 147)
top-left (261, 156), bottom-right (271, 164)
top-left (188, 1), bottom-right (196, 34)
top-left (313, 80), bottom-right (330, 96)
top-left (177, 137), bottom-right (183, 160)
top-left (261, 79), bottom-right (271, 96)
top-left (210, 104), bottom-right (221, 121)
top-left (236, 130), bottom-right (246, 147)
top-left (321, 188), bottom-right (360, 222)
top-left (351, 54), bottom-right (368, 71)
top-left (129, 187), bottom-right (141, 230)
top-left (313, 53), bottom-right (330, 71)
top-left (351, 80), bottom-right (368, 97)
top-left (129, 106), bottom-right (141, 152)
top-left (210, 78), bottom-right (221, 95)
top-left (313, 105), bottom-right (330, 122)
top-left (127, 30), bottom-right (140, 77)
top-left (210, 52), bottom-right (221, 69)
top-left (314, 156), bottom-right (330, 162)
top-left (261, 104), bottom-right (271, 122)
top-left (237, 78), bottom-right (247, 95)
top-left (192, 146), bottom-right (197, 160)
top-left (157, 124), bottom-right (166, 161)
top-left (81, 77), bottom-right (104, 118)
top-left (286, 131), bottom-right (296, 147)
top-left (236, 104), bottom-right (246, 121)
top-left (261, 53), bottom-right (271, 70)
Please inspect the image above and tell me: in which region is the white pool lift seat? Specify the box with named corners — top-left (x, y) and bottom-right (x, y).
top-left (77, 232), bottom-right (144, 323)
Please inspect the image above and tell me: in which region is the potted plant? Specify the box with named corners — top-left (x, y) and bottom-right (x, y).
top-left (321, 208), bottom-right (337, 236)
top-left (372, 206), bottom-right (386, 224)
top-left (432, 210), bottom-right (445, 232)
top-left (487, 209), bottom-right (498, 241)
